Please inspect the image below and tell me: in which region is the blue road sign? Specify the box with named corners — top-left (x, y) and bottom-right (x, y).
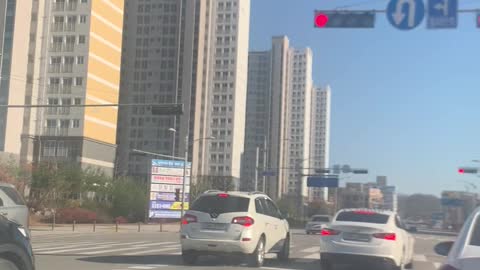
top-left (307, 177), bottom-right (339, 188)
top-left (427, 0), bottom-right (457, 28)
top-left (387, 0), bottom-right (425, 30)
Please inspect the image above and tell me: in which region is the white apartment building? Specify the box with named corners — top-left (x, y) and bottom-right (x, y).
top-left (286, 48), bottom-right (313, 198)
top-left (117, 0), bottom-right (251, 187)
top-left (309, 86), bottom-right (331, 201)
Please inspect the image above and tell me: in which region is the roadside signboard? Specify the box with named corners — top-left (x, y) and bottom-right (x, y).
top-left (148, 159), bottom-right (191, 219)
top-left (387, 0), bottom-right (425, 30)
top-left (427, 0), bottom-right (458, 29)
top-left (307, 176), bottom-right (339, 188)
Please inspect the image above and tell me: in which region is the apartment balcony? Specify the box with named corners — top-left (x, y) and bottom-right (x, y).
top-left (46, 108), bottom-right (57, 115)
top-left (48, 43), bottom-right (63, 52)
top-left (58, 107), bottom-right (70, 115)
top-left (65, 2), bottom-right (78, 11)
top-left (61, 64), bottom-right (73, 73)
top-left (64, 23), bottom-right (76, 32)
top-left (48, 64), bottom-right (61, 73)
top-left (51, 23), bottom-right (64, 32)
top-left (44, 127), bottom-right (69, 136)
top-left (61, 85), bottom-right (72, 94)
top-left (47, 85), bottom-right (60, 94)
top-left (63, 43), bottom-right (75, 52)
top-left (52, 2), bottom-right (65, 11)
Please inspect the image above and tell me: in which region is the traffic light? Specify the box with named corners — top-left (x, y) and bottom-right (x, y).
top-left (314, 10), bottom-right (375, 29)
top-left (477, 12), bottom-right (480, 28)
top-left (174, 189), bottom-right (180, 202)
top-left (458, 167), bottom-right (478, 174)
top-left (150, 104), bottom-right (183, 115)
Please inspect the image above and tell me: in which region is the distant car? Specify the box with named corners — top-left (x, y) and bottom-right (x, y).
top-left (319, 209), bottom-right (415, 270)
top-left (305, 215), bottom-right (331, 234)
top-left (0, 214), bottom-right (34, 270)
top-left (0, 183), bottom-right (29, 229)
top-left (180, 191), bottom-right (290, 267)
top-left (434, 206), bottom-right (480, 270)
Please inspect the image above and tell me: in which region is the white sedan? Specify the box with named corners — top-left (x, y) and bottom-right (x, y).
top-left (435, 206), bottom-right (480, 270)
top-left (319, 209), bottom-right (415, 270)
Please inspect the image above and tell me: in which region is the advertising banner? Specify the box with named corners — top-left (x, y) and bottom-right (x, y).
top-left (149, 159), bottom-right (191, 219)
top-left (151, 166), bottom-right (191, 176)
top-left (151, 175), bottom-right (190, 185)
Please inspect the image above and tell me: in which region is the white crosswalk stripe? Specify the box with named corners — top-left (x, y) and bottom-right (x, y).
top-left (299, 246), bottom-right (320, 253)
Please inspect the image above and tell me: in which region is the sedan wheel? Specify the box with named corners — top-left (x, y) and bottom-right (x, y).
top-left (0, 258), bottom-right (20, 270)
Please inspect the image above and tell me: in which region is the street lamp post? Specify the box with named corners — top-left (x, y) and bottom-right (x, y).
top-left (168, 128), bottom-right (176, 159)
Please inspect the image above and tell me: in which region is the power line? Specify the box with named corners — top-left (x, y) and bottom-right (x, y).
top-left (0, 103), bottom-right (182, 109)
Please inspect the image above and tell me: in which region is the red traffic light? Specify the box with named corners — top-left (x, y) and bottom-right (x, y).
top-left (458, 168), bottom-right (465, 174)
top-left (314, 13), bottom-right (329, 28)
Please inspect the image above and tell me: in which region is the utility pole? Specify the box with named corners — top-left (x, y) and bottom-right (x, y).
top-left (254, 146), bottom-right (259, 191)
top-left (181, 135), bottom-right (188, 219)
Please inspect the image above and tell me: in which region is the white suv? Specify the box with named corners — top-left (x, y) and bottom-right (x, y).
top-left (180, 191), bottom-right (290, 267)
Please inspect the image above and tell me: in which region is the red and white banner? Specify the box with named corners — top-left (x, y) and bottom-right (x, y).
top-left (151, 175), bottom-right (190, 185)
top-left (151, 166), bottom-right (190, 176)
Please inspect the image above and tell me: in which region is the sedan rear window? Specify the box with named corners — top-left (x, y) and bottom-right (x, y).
top-left (313, 216), bottom-right (330, 222)
top-left (0, 186), bottom-right (25, 206)
top-left (336, 211), bottom-right (389, 224)
top-left (191, 195), bottom-right (249, 214)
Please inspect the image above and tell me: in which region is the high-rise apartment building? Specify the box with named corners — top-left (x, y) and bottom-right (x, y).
top-left (309, 86), bottom-right (331, 201)
top-left (286, 48), bottom-right (313, 198)
top-left (117, 0), bottom-right (250, 186)
top-left (0, 0), bottom-right (125, 174)
top-left (243, 36), bottom-right (290, 199)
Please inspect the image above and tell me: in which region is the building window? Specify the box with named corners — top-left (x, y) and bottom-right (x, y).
top-left (74, 98), bottom-right (81, 105)
top-left (72, 119), bottom-right (80, 128)
top-left (80, 15), bottom-right (87, 23)
top-left (81, 0), bottom-right (87, 3)
top-left (77, 56), bottom-right (84, 64)
top-left (75, 77), bottom-right (83, 86)
top-left (78, 35), bottom-right (86, 44)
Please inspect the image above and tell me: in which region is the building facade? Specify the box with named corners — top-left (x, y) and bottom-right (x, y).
top-left (286, 48), bottom-right (313, 198)
top-left (117, 0), bottom-right (251, 186)
top-left (242, 36), bottom-right (290, 199)
top-left (308, 86), bottom-right (331, 201)
top-left (0, 0), bottom-right (125, 174)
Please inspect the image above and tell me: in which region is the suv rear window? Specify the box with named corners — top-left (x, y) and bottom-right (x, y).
top-left (191, 195), bottom-right (249, 214)
top-left (313, 216), bottom-right (330, 222)
top-left (336, 211), bottom-right (389, 224)
top-left (0, 186), bottom-right (25, 206)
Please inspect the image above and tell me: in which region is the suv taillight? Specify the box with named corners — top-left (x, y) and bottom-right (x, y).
top-left (181, 214), bottom-right (197, 225)
top-left (373, 233), bottom-right (396, 241)
top-left (320, 228), bottom-right (340, 236)
top-left (232, 216), bottom-right (254, 227)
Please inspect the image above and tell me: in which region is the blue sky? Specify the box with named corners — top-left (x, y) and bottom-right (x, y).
top-left (249, 0), bottom-right (480, 196)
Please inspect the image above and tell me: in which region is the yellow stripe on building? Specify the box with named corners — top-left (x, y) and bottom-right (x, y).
top-left (91, 0), bottom-right (124, 28)
top-left (88, 37), bottom-right (121, 66)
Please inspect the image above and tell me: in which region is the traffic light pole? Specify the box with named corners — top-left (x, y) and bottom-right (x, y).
top-left (181, 135), bottom-right (188, 219)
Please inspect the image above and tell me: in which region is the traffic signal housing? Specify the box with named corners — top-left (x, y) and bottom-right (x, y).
top-left (314, 10), bottom-right (376, 29)
top-left (458, 167), bottom-right (478, 174)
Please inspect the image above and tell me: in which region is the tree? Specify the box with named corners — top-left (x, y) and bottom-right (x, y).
top-left (403, 194), bottom-right (441, 220)
top-left (307, 200), bottom-right (333, 216)
top-left (190, 175), bottom-right (236, 201)
top-left (276, 195), bottom-right (298, 219)
top-left (109, 177), bottom-right (148, 222)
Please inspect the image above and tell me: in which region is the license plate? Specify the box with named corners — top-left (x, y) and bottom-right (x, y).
top-left (343, 233), bottom-right (370, 242)
top-left (202, 223), bottom-right (226, 231)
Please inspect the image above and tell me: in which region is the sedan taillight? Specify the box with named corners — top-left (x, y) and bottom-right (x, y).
top-left (373, 233), bottom-right (396, 241)
top-left (231, 216), bottom-right (254, 227)
top-left (320, 228), bottom-right (340, 236)
top-left (181, 214), bottom-right (197, 225)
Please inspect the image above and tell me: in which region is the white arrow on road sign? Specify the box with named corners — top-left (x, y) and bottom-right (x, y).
top-left (393, 0), bottom-right (416, 27)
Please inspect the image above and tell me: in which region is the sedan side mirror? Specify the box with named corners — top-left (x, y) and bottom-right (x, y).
top-left (434, 241), bottom-right (454, 257)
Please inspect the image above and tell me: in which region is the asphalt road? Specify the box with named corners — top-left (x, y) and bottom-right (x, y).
top-left (32, 229), bottom-right (453, 270)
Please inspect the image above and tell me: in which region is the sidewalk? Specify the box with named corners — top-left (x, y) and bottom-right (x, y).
top-left (30, 223), bottom-right (181, 234)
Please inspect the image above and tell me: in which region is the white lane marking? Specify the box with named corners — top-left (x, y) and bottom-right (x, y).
top-left (131, 242), bottom-right (177, 248)
top-left (32, 241), bottom-right (94, 248)
top-left (81, 245), bottom-right (159, 255)
top-left (262, 267), bottom-right (296, 270)
top-left (299, 246), bottom-right (320, 253)
top-left (128, 267), bottom-right (156, 270)
top-left (413, 254), bottom-right (427, 262)
top-left (37, 241), bottom-right (148, 254)
top-left (121, 246), bottom-right (179, 256)
top-left (34, 242), bottom-right (117, 252)
top-left (434, 262), bottom-right (442, 269)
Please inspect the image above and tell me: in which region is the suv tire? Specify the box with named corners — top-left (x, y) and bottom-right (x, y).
top-left (277, 235), bottom-right (290, 262)
top-left (247, 237), bottom-right (265, 267)
top-left (320, 258), bottom-right (333, 270)
top-left (182, 251), bottom-right (198, 265)
top-left (0, 258), bottom-right (20, 270)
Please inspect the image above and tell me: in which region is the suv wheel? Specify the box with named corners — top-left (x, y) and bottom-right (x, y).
top-left (277, 235), bottom-right (290, 262)
top-left (247, 237), bottom-right (265, 267)
top-left (0, 258), bottom-right (20, 270)
top-left (182, 251), bottom-right (198, 265)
